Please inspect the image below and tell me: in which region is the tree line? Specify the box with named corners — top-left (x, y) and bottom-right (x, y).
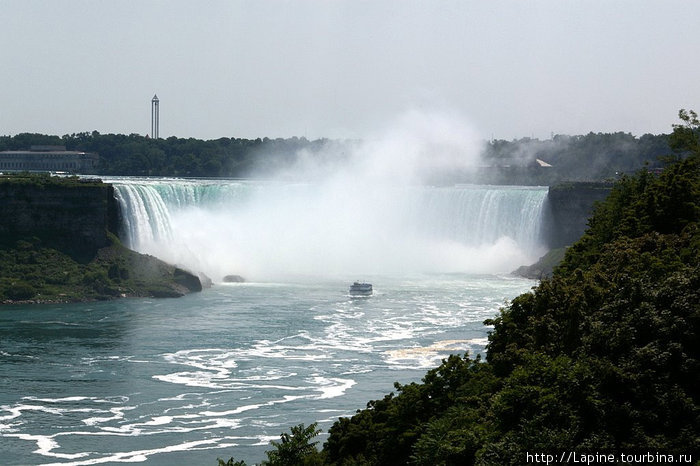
top-left (481, 131), bottom-right (671, 184)
top-left (0, 130), bottom-right (673, 183)
top-left (0, 132), bottom-right (338, 178)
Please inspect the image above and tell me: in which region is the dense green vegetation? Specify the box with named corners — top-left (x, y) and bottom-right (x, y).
top-left (483, 131), bottom-right (670, 183)
top-left (0, 132), bottom-right (339, 178)
top-left (0, 129), bottom-right (670, 182)
top-left (0, 233), bottom-right (200, 303)
top-left (0, 171), bottom-right (103, 187)
top-left (218, 112), bottom-right (699, 464)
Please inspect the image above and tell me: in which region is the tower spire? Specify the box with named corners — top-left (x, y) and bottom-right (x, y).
top-left (151, 94), bottom-right (159, 139)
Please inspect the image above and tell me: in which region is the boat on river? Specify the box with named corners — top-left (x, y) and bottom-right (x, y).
top-left (349, 281), bottom-right (373, 297)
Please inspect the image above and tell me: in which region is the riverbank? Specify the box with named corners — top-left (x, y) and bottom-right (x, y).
top-left (0, 234), bottom-right (201, 304)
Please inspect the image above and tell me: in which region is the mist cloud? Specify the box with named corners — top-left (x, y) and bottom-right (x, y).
top-left (119, 110), bottom-right (546, 281)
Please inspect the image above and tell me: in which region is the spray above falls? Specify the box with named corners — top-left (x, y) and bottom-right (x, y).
top-left (110, 111), bottom-right (548, 281)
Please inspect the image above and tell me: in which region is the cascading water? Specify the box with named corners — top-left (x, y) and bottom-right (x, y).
top-left (110, 177), bottom-right (548, 281)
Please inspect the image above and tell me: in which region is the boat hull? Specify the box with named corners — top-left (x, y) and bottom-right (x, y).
top-left (349, 282), bottom-right (372, 296)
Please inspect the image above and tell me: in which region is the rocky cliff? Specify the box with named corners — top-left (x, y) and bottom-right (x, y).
top-left (543, 182), bottom-right (613, 248)
top-left (0, 175), bottom-right (119, 260)
top-left (0, 174), bottom-right (200, 303)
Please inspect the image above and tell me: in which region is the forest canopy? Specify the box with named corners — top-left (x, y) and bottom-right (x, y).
top-left (0, 130), bottom-right (673, 183)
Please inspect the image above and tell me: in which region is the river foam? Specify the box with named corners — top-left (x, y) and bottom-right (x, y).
top-left (1, 270), bottom-right (536, 464)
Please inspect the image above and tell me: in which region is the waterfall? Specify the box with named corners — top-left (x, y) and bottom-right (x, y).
top-left (404, 185), bottom-right (546, 251)
top-left (110, 178), bottom-right (547, 280)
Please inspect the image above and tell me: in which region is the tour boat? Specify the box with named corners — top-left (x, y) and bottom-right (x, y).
top-left (349, 281), bottom-right (373, 296)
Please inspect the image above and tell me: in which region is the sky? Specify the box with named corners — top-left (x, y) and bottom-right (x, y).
top-left (2, 0), bottom-right (699, 141)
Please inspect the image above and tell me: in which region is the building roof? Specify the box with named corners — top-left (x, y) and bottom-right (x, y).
top-left (0, 149), bottom-right (95, 157)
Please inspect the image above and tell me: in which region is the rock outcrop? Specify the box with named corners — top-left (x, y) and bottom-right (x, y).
top-left (0, 175), bottom-right (119, 261)
top-left (543, 182), bottom-right (613, 248)
top-left (0, 174), bottom-right (201, 303)
top-left (223, 274), bottom-right (245, 283)
top-left (512, 248), bottom-right (567, 280)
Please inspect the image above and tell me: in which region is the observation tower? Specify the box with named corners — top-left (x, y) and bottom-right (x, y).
top-left (151, 94), bottom-right (159, 139)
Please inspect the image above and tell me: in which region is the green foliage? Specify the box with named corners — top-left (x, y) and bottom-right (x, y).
top-left (0, 233), bottom-right (197, 303)
top-left (670, 109), bottom-right (700, 156)
top-left (482, 131), bottom-right (671, 184)
top-left (217, 457), bottom-right (247, 466)
top-left (1, 129), bottom-right (671, 182)
top-left (0, 171), bottom-right (102, 188)
top-left (1, 132), bottom-right (335, 178)
top-left (262, 423), bottom-right (323, 466)
top-left (5, 281), bottom-right (37, 300)
top-left (324, 355), bottom-right (498, 466)
top-left (480, 113), bottom-right (700, 461)
top-left (558, 143), bottom-right (699, 276)
top-left (0, 242), bottom-right (110, 302)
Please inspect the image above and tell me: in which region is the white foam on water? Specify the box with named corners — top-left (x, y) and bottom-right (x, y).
top-left (1, 404), bottom-right (67, 417)
top-left (138, 416), bottom-right (172, 427)
top-left (38, 437), bottom-right (230, 466)
top-left (82, 406), bottom-right (134, 427)
top-left (0, 405), bottom-right (26, 425)
top-left (156, 393), bottom-right (204, 402)
top-left (3, 433), bottom-right (90, 460)
top-left (156, 346), bottom-right (332, 391)
top-left (385, 339), bottom-right (475, 369)
top-left (200, 393), bottom-right (314, 419)
top-left (252, 435), bottom-right (281, 446)
top-left (198, 403), bottom-right (265, 417)
top-left (340, 366), bottom-right (373, 375)
top-left (24, 396), bottom-right (91, 403)
top-left (466, 337), bottom-right (489, 346)
top-left (311, 377), bottom-right (357, 399)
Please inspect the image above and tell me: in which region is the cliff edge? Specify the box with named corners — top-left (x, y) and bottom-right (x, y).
top-left (0, 174), bottom-right (201, 304)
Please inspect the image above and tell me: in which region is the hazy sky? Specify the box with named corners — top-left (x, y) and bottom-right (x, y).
top-left (2, 0), bottom-right (699, 140)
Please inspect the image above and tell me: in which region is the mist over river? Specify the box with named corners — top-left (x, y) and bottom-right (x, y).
top-left (1, 176), bottom-right (545, 464)
top-left (111, 178), bottom-right (548, 282)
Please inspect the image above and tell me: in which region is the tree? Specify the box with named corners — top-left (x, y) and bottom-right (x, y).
top-left (263, 423), bottom-right (323, 466)
top-left (670, 109), bottom-right (700, 156)
top-left (217, 457), bottom-right (247, 466)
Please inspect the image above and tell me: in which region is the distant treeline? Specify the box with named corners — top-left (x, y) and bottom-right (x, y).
top-left (0, 130), bottom-right (675, 182)
top-left (481, 132), bottom-right (671, 184)
top-left (0, 132), bottom-right (342, 178)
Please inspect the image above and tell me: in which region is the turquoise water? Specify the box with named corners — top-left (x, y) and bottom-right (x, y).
top-left (0, 274), bottom-right (535, 465)
top-left (1, 178), bottom-right (546, 464)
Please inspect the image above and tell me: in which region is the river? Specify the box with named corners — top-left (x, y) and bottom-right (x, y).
top-left (0, 178), bottom-right (545, 464)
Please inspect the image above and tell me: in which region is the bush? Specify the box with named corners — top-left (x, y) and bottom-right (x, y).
top-left (6, 281), bottom-right (36, 300)
top-left (263, 423), bottom-right (323, 466)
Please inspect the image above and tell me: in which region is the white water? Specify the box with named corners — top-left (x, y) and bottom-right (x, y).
top-left (0, 275), bottom-right (538, 465)
top-left (110, 178), bottom-right (548, 282)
